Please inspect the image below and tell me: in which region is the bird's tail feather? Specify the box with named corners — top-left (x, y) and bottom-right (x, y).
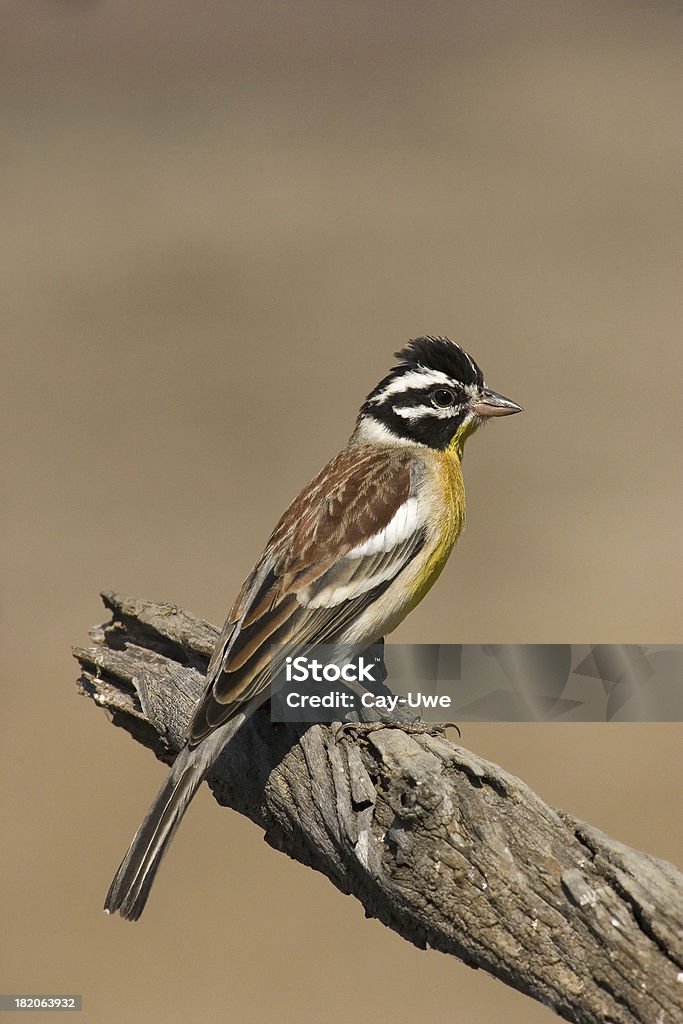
top-left (104, 716), bottom-right (244, 921)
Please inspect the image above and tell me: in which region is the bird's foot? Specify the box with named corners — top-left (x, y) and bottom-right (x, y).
top-left (332, 720), bottom-right (388, 743)
top-left (333, 719), bottom-right (459, 743)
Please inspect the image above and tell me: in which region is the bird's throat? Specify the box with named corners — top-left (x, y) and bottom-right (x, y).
top-left (447, 415), bottom-right (481, 459)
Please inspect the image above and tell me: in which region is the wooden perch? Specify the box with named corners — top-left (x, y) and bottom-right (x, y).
top-left (75, 593), bottom-right (683, 1024)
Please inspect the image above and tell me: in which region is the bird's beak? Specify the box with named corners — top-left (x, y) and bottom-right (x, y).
top-left (471, 388), bottom-right (523, 418)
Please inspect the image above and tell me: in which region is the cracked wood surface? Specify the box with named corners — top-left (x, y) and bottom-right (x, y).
top-left (75, 592), bottom-right (683, 1024)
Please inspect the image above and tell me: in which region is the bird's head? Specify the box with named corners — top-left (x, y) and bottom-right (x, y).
top-left (356, 336), bottom-right (522, 454)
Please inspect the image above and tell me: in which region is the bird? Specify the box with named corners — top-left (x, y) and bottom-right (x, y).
top-left (104, 335), bottom-right (522, 919)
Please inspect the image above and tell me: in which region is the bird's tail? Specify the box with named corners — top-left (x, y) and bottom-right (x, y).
top-left (104, 716), bottom-right (244, 921)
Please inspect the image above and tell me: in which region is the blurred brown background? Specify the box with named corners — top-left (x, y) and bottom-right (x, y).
top-left (2, 2), bottom-right (682, 1021)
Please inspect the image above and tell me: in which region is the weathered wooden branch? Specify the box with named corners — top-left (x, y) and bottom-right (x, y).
top-left (75, 593), bottom-right (683, 1024)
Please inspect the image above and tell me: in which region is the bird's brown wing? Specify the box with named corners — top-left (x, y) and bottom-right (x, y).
top-left (188, 445), bottom-right (427, 745)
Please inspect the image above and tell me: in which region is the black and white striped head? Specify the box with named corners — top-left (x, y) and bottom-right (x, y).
top-left (357, 336), bottom-right (522, 451)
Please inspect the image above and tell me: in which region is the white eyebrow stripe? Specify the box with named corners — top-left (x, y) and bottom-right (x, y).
top-left (371, 369), bottom-right (453, 402)
top-left (393, 404), bottom-right (465, 421)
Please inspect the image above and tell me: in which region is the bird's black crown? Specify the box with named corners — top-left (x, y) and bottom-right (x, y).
top-left (393, 336), bottom-right (484, 388)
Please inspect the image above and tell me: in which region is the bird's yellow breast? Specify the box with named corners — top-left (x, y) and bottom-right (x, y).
top-left (402, 444), bottom-right (467, 615)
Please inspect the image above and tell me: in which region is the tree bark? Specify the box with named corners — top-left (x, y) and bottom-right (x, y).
top-left (74, 592), bottom-right (683, 1024)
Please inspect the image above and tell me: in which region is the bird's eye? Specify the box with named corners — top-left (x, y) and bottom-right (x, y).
top-left (431, 388), bottom-right (455, 408)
